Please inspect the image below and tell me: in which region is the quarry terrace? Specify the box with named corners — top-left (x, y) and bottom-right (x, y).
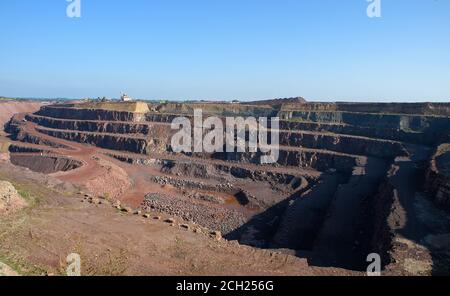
top-left (1, 98), bottom-right (449, 275)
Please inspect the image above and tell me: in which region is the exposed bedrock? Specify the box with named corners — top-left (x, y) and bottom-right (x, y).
top-left (36, 106), bottom-right (146, 122)
top-left (148, 174), bottom-right (236, 194)
top-left (5, 101), bottom-right (450, 273)
top-left (280, 102), bottom-right (450, 116)
top-left (425, 144), bottom-right (450, 210)
top-left (279, 111), bottom-right (450, 140)
top-left (110, 153), bottom-right (315, 234)
top-left (426, 171), bottom-right (450, 210)
top-left (28, 114), bottom-right (408, 159)
top-left (37, 128), bottom-right (167, 154)
top-left (362, 180), bottom-right (396, 269)
top-left (110, 154), bottom-right (311, 206)
top-left (279, 131), bottom-right (407, 158)
top-left (310, 158), bottom-right (389, 270)
top-left (378, 147), bottom-right (450, 275)
top-left (23, 107), bottom-right (425, 165)
top-left (279, 121), bottom-right (439, 146)
top-left (26, 114), bottom-right (151, 135)
top-left (6, 122), bottom-right (70, 149)
top-left (145, 111), bottom-right (448, 146)
top-left (213, 149), bottom-right (363, 173)
top-left (8, 144), bottom-right (47, 154)
top-left (226, 157), bottom-right (393, 271)
top-left (20, 123), bottom-right (366, 173)
top-left (159, 160), bottom-right (309, 190)
top-left (110, 153), bottom-right (314, 184)
top-left (223, 156), bottom-right (391, 261)
top-left (10, 154), bottom-right (82, 174)
top-left (271, 173), bottom-right (347, 250)
top-left (144, 110), bottom-right (449, 146)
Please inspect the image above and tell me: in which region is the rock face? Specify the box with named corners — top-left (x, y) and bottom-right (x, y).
top-left (280, 102), bottom-right (450, 116)
top-left (426, 170), bottom-right (450, 209)
top-left (214, 149), bottom-right (362, 173)
top-left (279, 110), bottom-right (450, 145)
top-left (278, 131), bottom-right (407, 158)
top-left (10, 154), bottom-right (82, 174)
top-left (425, 144), bottom-right (450, 209)
top-left (37, 128), bottom-right (157, 154)
top-left (279, 120), bottom-right (443, 146)
top-left (0, 180), bottom-right (27, 215)
top-left (26, 114), bottom-right (151, 135)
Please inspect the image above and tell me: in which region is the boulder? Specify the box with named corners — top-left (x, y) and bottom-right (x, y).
top-left (210, 231), bottom-right (222, 241)
top-left (121, 207), bottom-right (132, 213)
top-left (89, 197), bottom-right (100, 204)
top-left (112, 200), bottom-right (121, 209)
top-left (180, 224), bottom-right (190, 230)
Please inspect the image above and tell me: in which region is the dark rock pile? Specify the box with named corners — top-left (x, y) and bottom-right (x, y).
top-left (142, 192), bottom-right (247, 234)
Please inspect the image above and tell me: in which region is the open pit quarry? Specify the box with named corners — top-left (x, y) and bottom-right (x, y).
top-left (1, 99), bottom-right (450, 275)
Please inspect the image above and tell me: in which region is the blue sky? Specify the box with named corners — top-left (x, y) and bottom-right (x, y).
top-left (0, 0), bottom-right (449, 102)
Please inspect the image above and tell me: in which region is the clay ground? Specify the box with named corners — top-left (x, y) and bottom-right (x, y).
top-left (0, 161), bottom-right (354, 276)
